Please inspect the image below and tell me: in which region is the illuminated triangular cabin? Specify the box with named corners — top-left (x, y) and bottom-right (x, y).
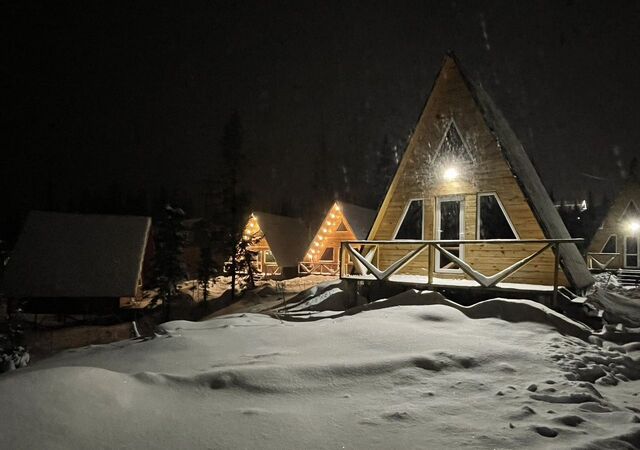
top-left (587, 174), bottom-right (640, 270)
top-left (299, 201), bottom-right (376, 275)
top-left (341, 55), bottom-right (593, 296)
top-left (242, 212), bottom-right (310, 278)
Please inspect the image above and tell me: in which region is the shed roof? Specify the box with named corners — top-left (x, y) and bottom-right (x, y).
top-left (253, 212), bottom-right (310, 268)
top-left (2, 211), bottom-right (151, 298)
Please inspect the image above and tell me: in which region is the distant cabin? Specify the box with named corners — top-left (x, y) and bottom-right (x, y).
top-left (587, 176), bottom-right (640, 270)
top-left (242, 212), bottom-right (309, 279)
top-left (2, 211), bottom-right (152, 314)
top-left (299, 201), bottom-right (376, 275)
top-left (344, 55), bottom-right (593, 293)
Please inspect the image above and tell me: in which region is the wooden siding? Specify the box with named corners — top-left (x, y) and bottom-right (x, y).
top-left (369, 57), bottom-right (568, 286)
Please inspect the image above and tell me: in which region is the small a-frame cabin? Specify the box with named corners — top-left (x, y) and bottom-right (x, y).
top-left (299, 201), bottom-right (376, 275)
top-left (2, 211), bottom-right (152, 314)
top-left (340, 55), bottom-right (593, 295)
top-left (587, 175), bottom-right (640, 270)
top-left (242, 212), bottom-right (309, 278)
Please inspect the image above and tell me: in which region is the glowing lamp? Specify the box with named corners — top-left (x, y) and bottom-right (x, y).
top-left (443, 166), bottom-right (459, 181)
top-left (629, 221), bottom-right (640, 233)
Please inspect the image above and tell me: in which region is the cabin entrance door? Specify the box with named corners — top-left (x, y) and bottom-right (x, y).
top-left (435, 195), bottom-right (465, 272)
top-left (624, 235), bottom-right (639, 268)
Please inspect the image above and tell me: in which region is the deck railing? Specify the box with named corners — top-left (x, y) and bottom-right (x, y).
top-left (340, 238), bottom-right (583, 303)
top-left (298, 261), bottom-right (340, 276)
top-left (586, 252), bottom-right (619, 270)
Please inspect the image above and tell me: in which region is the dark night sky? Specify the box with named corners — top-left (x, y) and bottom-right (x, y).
top-left (3, 1), bottom-right (640, 235)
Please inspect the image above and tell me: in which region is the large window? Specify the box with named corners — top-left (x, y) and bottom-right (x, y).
top-left (601, 235), bottom-right (617, 254)
top-left (477, 193), bottom-right (517, 239)
top-left (394, 199), bottom-right (423, 239)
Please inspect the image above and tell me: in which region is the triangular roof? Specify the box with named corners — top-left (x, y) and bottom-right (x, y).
top-left (2, 211), bottom-right (151, 298)
top-left (252, 212), bottom-right (309, 268)
top-left (337, 201), bottom-right (376, 240)
top-left (594, 175), bottom-right (640, 231)
top-left (369, 54), bottom-right (593, 290)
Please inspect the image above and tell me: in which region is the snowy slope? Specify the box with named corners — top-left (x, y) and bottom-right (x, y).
top-left (0, 294), bottom-right (639, 449)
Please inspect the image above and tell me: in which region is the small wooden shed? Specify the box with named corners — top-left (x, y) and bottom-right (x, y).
top-left (343, 54), bottom-right (593, 293)
top-left (242, 212), bottom-right (309, 278)
top-left (2, 211), bottom-right (152, 314)
top-left (587, 176), bottom-right (640, 270)
top-left (299, 201), bottom-right (376, 275)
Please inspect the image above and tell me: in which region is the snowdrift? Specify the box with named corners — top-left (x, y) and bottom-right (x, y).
top-left (1, 299), bottom-right (639, 449)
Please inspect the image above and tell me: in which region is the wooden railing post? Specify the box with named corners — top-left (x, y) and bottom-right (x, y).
top-left (552, 242), bottom-right (560, 308)
top-left (427, 243), bottom-right (433, 285)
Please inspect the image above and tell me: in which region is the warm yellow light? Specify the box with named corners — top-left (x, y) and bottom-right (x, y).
top-left (629, 221), bottom-right (640, 233)
top-left (330, 213), bottom-right (336, 218)
top-left (315, 242), bottom-right (320, 246)
top-left (334, 204), bottom-right (340, 211)
top-left (319, 236), bottom-right (324, 240)
top-left (443, 166), bottom-right (459, 181)
top-left (323, 228), bottom-right (328, 233)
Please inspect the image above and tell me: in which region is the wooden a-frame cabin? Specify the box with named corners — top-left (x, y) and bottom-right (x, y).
top-left (299, 201), bottom-right (376, 275)
top-left (340, 54), bottom-right (593, 296)
top-left (587, 174), bottom-right (640, 271)
top-left (242, 212), bottom-right (309, 279)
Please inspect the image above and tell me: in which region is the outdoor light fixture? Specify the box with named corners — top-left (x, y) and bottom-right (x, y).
top-left (443, 166), bottom-right (459, 181)
top-left (628, 221), bottom-right (640, 233)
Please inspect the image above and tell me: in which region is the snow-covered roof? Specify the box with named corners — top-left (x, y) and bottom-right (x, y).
top-left (253, 212), bottom-right (310, 268)
top-left (2, 211), bottom-right (151, 298)
top-left (453, 55), bottom-right (593, 289)
top-left (338, 202), bottom-right (376, 240)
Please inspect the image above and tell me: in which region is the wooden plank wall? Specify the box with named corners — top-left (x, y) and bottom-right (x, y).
top-left (369, 57), bottom-right (569, 286)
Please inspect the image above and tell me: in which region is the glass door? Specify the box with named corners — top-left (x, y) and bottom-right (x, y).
top-left (624, 236), bottom-right (639, 268)
top-left (436, 196), bottom-right (465, 272)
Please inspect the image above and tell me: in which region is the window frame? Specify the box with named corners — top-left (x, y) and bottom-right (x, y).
top-left (476, 192), bottom-right (520, 240)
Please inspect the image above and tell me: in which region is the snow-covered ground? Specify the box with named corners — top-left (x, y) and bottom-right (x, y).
top-left (1, 287), bottom-right (639, 449)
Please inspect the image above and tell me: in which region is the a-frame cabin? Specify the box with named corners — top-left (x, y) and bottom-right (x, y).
top-left (242, 212), bottom-right (309, 278)
top-left (587, 174), bottom-right (640, 270)
top-left (299, 201), bottom-right (376, 275)
top-left (343, 54), bottom-right (593, 294)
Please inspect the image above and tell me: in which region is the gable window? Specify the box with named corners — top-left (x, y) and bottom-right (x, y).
top-left (394, 199), bottom-right (423, 240)
top-left (435, 121), bottom-right (474, 163)
top-left (621, 200), bottom-right (640, 223)
top-left (319, 247), bottom-right (334, 261)
top-left (336, 221), bottom-right (348, 232)
top-left (477, 193), bottom-right (518, 240)
top-left (601, 235), bottom-right (617, 254)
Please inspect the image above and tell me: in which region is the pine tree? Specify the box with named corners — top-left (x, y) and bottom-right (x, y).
top-left (197, 241), bottom-right (217, 301)
top-left (217, 112), bottom-right (250, 301)
top-left (152, 204), bottom-right (187, 319)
